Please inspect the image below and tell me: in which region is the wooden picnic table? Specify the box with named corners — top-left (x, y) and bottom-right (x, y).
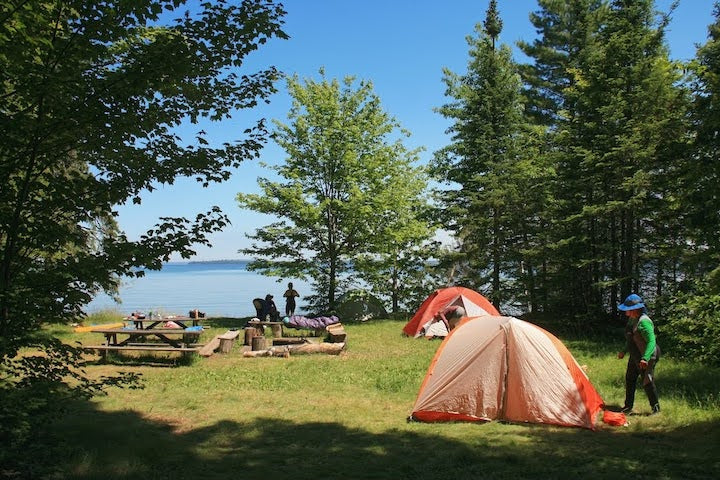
top-left (125, 316), bottom-right (201, 330)
top-left (247, 320), bottom-right (284, 337)
top-left (84, 327), bottom-right (203, 359)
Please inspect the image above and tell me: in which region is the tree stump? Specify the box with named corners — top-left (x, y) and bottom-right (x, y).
top-left (244, 327), bottom-right (257, 346)
top-left (251, 335), bottom-right (267, 351)
top-left (218, 338), bottom-right (232, 353)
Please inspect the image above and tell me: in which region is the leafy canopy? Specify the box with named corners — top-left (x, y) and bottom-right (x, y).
top-left (0, 0), bottom-right (287, 352)
top-left (238, 71), bottom-right (431, 312)
top-left (0, 2), bottom-right (286, 473)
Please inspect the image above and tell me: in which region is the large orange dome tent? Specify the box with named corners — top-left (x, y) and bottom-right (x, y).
top-left (402, 286), bottom-right (499, 338)
top-left (409, 315), bottom-right (606, 429)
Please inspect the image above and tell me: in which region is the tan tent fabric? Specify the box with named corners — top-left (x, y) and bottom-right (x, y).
top-left (414, 321), bottom-right (506, 420)
top-left (411, 316), bottom-right (604, 429)
top-left (458, 295), bottom-right (493, 318)
top-left (423, 320), bottom-right (449, 338)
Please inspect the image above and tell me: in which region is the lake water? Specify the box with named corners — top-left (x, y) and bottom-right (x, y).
top-left (86, 262), bottom-right (313, 318)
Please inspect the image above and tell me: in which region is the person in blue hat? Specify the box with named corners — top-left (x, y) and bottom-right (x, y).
top-left (617, 293), bottom-right (661, 414)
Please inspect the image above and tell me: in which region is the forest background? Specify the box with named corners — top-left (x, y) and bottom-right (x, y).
top-left (237, 0), bottom-right (720, 366)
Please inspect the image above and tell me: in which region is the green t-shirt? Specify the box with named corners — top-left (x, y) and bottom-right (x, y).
top-left (625, 314), bottom-right (656, 361)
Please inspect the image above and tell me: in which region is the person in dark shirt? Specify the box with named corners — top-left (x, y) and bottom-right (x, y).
top-left (283, 282), bottom-right (300, 317)
top-left (263, 294), bottom-right (280, 322)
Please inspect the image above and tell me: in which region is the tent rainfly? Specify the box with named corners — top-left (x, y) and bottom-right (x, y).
top-left (410, 315), bottom-right (605, 429)
top-left (402, 286), bottom-right (499, 338)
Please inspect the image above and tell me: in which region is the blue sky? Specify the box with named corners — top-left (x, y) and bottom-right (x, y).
top-left (117, 0), bottom-right (716, 262)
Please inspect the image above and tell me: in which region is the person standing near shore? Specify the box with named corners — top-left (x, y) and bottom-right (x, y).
top-left (283, 282), bottom-right (300, 316)
top-left (617, 293), bottom-right (661, 415)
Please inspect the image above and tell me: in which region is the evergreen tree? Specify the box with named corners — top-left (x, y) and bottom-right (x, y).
top-left (517, 0), bottom-right (606, 126)
top-left (433, 2), bottom-right (543, 311)
top-left (519, 0), bottom-right (687, 320)
top-left (661, 4), bottom-right (720, 364)
top-left (574, 0), bottom-right (686, 314)
top-left (517, 0), bottom-right (608, 317)
top-left (686, 2), bottom-right (720, 277)
top-left (484, 0), bottom-right (503, 49)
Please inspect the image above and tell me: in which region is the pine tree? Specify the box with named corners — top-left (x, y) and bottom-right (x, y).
top-left (647, 3), bottom-right (720, 368)
top-left (519, 0), bottom-right (687, 320)
top-left (433, 1), bottom-right (544, 311)
top-left (576, 0), bottom-right (686, 313)
top-left (686, 3), bottom-right (720, 277)
top-left (517, 0), bottom-right (606, 126)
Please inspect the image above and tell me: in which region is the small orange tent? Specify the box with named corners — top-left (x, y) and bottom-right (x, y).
top-left (410, 316), bottom-right (605, 429)
top-left (402, 286), bottom-right (499, 337)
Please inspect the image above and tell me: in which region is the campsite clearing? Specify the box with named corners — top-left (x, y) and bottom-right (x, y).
top-left (45, 318), bottom-right (720, 479)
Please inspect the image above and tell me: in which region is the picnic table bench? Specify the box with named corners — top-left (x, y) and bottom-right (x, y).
top-left (83, 327), bottom-right (203, 359)
top-left (198, 329), bottom-right (242, 357)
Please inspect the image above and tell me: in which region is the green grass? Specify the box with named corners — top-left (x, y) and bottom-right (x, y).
top-left (47, 318), bottom-right (720, 479)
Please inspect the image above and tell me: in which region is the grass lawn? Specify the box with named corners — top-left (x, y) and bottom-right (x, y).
top-left (47, 318), bottom-right (720, 479)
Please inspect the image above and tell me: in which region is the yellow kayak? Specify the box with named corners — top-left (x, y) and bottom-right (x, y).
top-left (74, 322), bottom-right (124, 332)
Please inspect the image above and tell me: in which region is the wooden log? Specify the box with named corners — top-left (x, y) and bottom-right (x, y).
top-left (251, 336), bottom-right (267, 351)
top-left (244, 327), bottom-right (256, 346)
top-left (242, 349), bottom-right (274, 358)
top-left (242, 342), bottom-right (346, 358)
top-left (270, 323), bottom-right (283, 337)
top-left (288, 342), bottom-right (345, 355)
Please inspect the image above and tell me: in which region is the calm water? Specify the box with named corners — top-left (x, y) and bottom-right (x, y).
top-left (86, 262), bottom-right (312, 318)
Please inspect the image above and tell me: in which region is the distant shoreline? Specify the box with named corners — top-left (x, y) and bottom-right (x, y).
top-left (187, 259), bottom-right (250, 264)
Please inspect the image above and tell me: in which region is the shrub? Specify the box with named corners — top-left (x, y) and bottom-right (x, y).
top-left (661, 281), bottom-right (720, 365)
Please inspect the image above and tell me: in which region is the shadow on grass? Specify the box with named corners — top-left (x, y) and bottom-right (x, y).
top-left (608, 354), bottom-right (720, 409)
top-left (51, 401), bottom-right (720, 480)
top-left (656, 361), bottom-right (720, 407)
top-left (83, 353), bottom-right (197, 368)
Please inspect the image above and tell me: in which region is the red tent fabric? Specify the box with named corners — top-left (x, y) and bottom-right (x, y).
top-left (402, 286), bottom-right (499, 337)
top-left (410, 316), bottom-right (605, 429)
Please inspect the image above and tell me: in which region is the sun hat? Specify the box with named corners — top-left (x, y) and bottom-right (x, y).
top-left (618, 293), bottom-right (645, 311)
